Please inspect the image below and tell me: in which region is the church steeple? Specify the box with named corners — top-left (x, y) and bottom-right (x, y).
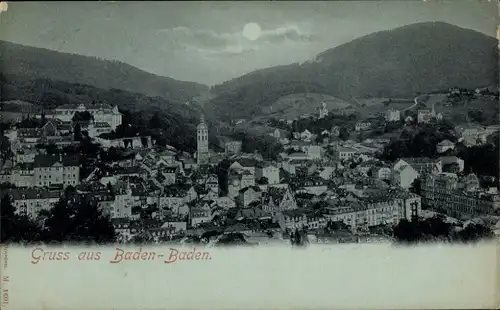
top-left (196, 113), bottom-right (209, 165)
top-left (198, 114), bottom-right (207, 129)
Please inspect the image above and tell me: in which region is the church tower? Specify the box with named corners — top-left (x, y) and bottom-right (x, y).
top-left (197, 114), bottom-right (209, 165)
top-left (319, 102), bottom-right (328, 119)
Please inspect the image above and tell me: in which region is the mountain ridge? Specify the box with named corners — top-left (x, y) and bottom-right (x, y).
top-left (206, 22), bottom-right (498, 121)
top-left (0, 40), bottom-right (209, 104)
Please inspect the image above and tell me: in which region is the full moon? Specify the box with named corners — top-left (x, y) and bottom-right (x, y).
top-left (242, 22), bottom-right (261, 41)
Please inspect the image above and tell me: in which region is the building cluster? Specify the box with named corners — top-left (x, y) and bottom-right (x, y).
top-left (1, 102), bottom-right (499, 245)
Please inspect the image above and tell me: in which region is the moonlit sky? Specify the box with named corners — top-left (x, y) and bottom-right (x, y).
top-left (0, 1), bottom-right (497, 86)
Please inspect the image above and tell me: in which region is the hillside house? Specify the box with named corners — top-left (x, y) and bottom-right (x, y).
top-left (436, 140), bottom-right (455, 154)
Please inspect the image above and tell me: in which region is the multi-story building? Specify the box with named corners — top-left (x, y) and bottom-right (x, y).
top-left (11, 163), bottom-right (35, 187)
top-left (225, 141), bottom-right (242, 155)
top-left (33, 155), bottom-right (80, 188)
top-left (51, 102), bottom-right (122, 130)
top-left (85, 121), bottom-right (113, 138)
top-left (255, 162), bottom-right (280, 184)
top-left (323, 191), bottom-right (421, 232)
top-left (373, 166), bottom-right (392, 180)
top-left (227, 169), bottom-right (256, 198)
top-left (238, 186), bottom-right (262, 207)
top-left (421, 173), bottom-right (500, 218)
top-left (334, 147), bottom-right (358, 161)
top-left (276, 209), bottom-right (327, 230)
top-left (393, 158), bottom-right (441, 175)
top-left (109, 183), bottom-right (134, 219)
top-left (392, 164), bottom-right (419, 189)
top-left (8, 188), bottom-right (61, 219)
top-left (261, 186), bottom-right (297, 215)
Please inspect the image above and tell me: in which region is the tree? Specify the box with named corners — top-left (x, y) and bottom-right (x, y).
top-left (45, 143), bottom-right (58, 155)
top-left (393, 219), bottom-right (419, 243)
top-left (338, 126), bottom-right (350, 141)
top-left (149, 113), bottom-right (162, 129)
top-left (42, 197), bottom-right (116, 244)
top-left (409, 179), bottom-right (422, 195)
top-left (74, 123), bottom-right (82, 141)
top-left (257, 177), bottom-right (269, 185)
top-left (0, 135), bottom-right (13, 163)
top-left (457, 223), bottom-right (493, 242)
top-left (0, 194), bottom-right (42, 243)
top-left (216, 159), bottom-right (231, 196)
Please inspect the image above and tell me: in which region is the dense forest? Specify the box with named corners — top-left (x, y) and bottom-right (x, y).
top-left (0, 40), bottom-right (208, 103)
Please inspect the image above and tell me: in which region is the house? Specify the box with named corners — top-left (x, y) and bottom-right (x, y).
top-left (10, 163), bottom-right (35, 187)
top-left (225, 141), bottom-right (242, 155)
top-left (275, 209), bottom-right (327, 230)
top-left (300, 129), bottom-right (313, 142)
top-left (281, 161), bottom-right (298, 175)
top-left (200, 189), bottom-right (219, 202)
top-left (436, 140), bottom-right (455, 154)
top-left (355, 121), bottom-right (371, 131)
top-left (393, 158), bottom-right (441, 175)
top-left (385, 109), bottom-right (400, 122)
top-left (238, 186), bottom-right (263, 207)
top-left (417, 109), bottom-right (435, 123)
top-left (305, 145), bottom-right (322, 159)
top-left (288, 151), bottom-right (309, 161)
top-left (86, 121), bottom-right (113, 138)
top-left (334, 147), bottom-right (358, 161)
top-left (215, 196), bottom-right (236, 210)
top-left (107, 183), bottom-right (133, 219)
top-left (293, 177), bottom-right (328, 196)
top-left (262, 186), bottom-right (297, 215)
top-left (228, 169), bottom-right (256, 199)
top-left (255, 162), bottom-right (280, 184)
top-left (178, 154), bottom-right (197, 170)
top-left (229, 158), bottom-right (258, 176)
top-left (392, 164), bottom-right (419, 189)
top-left (203, 175), bottom-right (219, 192)
top-left (33, 154), bottom-right (80, 188)
top-left (234, 207), bottom-right (267, 221)
top-left (318, 166), bottom-right (335, 180)
top-left (159, 166), bottom-right (177, 185)
top-left (14, 148), bottom-right (39, 164)
top-left (0, 168), bottom-right (12, 185)
top-left (7, 187), bottom-right (61, 219)
top-left (438, 156), bottom-right (465, 173)
top-left (190, 206), bottom-right (212, 227)
top-left (373, 166), bottom-right (392, 181)
top-left (157, 150), bottom-right (177, 164)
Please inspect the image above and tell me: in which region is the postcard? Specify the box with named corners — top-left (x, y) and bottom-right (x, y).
top-left (0, 1), bottom-right (499, 309)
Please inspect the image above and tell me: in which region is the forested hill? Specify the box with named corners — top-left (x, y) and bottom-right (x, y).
top-left (206, 22), bottom-right (498, 121)
top-left (1, 73), bottom-right (204, 153)
top-left (0, 40), bottom-right (209, 104)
